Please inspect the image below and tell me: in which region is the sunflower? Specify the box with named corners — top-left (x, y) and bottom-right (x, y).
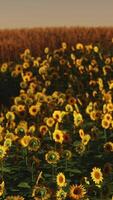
top-left (73, 112), bottom-right (83, 127)
top-left (63, 150), bottom-right (72, 160)
top-left (76, 43), bottom-right (84, 50)
top-left (104, 141), bottom-right (113, 152)
top-left (39, 125), bottom-right (48, 136)
top-left (45, 150), bottom-right (60, 164)
top-left (56, 173), bottom-right (67, 187)
top-left (32, 186), bottom-right (51, 200)
top-left (46, 117), bottom-right (55, 127)
top-left (91, 167), bottom-right (103, 185)
top-left (103, 113), bottom-right (112, 122)
top-left (29, 104), bottom-right (40, 117)
top-left (28, 125), bottom-right (36, 134)
top-left (79, 129), bottom-right (85, 139)
top-left (106, 103), bottom-right (113, 112)
top-left (6, 111), bottom-right (15, 121)
top-left (81, 134), bottom-right (91, 146)
top-left (65, 104), bottom-right (73, 112)
top-left (69, 184), bottom-right (86, 199)
top-left (0, 63), bottom-right (8, 73)
top-left (28, 137), bottom-right (40, 151)
top-left (4, 138), bottom-right (12, 148)
top-left (53, 110), bottom-right (62, 123)
top-left (101, 119), bottom-right (110, 129)
top-left (75, 143), bottom-right (86, 154)
top-left (68, 97), bottom-right (76, 105)
top-left (56, 188), bottom-right (67, 199)
top-left (53, 129), bottom-right (64, 144)
top-left (17, 104), bottom-right (25, 113)
top-left (90, 110), bottom-right (97, 121)
top-left (0, 181), bottom-right (5, 197)
top-left (20, 135), bottom-right (31, 147)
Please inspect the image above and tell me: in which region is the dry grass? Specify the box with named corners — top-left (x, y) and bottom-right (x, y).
top-left (0, 27), bottom-right (113, 62)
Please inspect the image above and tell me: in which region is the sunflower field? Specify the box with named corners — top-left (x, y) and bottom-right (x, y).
top-left (0, 41), bottom-right (113, 200)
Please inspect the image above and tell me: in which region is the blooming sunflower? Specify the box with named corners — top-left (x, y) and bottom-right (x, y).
top-left (103, 113), bottom-right (112, 122)
top-left (56, 188), bottom-right (67, 200)
top-left (56, 173), bottom-right (67, 187)
top-left (69, 184), bottom-right (86, 199)
top-left (101, 119), bottom-right (110, 129)
top-left (91, 167), bottom-right (103, 185)
top-left (29, 104), bottom-right (41, 117)
top-left (46, 117), bottom-right (55, 127)
top-left (45, 150), bottom-right (60, 164)
top-left (53, 129), bottom-right (64, 144)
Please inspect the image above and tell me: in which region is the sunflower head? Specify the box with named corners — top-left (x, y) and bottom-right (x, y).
top-left (56, 172), bottom-right (67, 187)
top-left (91, 167), bottom-right (103, 185)
top-left (53, 129), bottom-right (64, 144)
top-left (45, 150), bottom-right (60, 164)
top-left (69, 184), bottom-right (86, 199)
top-left (32, 186), bottom-right (51, 200)
top-left (28, 137), bottom-right (40, 151)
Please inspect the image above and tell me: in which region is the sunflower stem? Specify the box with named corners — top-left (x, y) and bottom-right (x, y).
top-left (65, 159), bottom-right (68, 170)
top-left (31, 161), bottom-right (34, 182)
top-left (104, 129), bottom-right (107, 142)
top-left (52, 165), bottom-right (55, 182)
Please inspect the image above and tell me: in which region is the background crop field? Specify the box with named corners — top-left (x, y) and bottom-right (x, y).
top-left (0, 27), bottom-right (113, 62)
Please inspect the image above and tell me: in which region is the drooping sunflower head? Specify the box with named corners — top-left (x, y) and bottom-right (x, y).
top-left (91, 167), bottom-right (103, 185)
top-left (56, 172), bottom-right (67, 187)
top-left (69, 184), bottom-right (86, 199)
top-left (45, 150), bottom-right (60, 164)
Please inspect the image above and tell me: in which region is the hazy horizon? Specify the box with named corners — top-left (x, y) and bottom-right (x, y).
top-left (0, 0), bottom-right (113, 29)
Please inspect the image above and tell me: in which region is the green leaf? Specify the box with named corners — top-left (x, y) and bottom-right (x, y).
top-left (17, 182), bottom-right (31, 189)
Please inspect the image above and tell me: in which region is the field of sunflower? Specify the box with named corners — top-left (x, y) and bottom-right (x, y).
top-left (0, 41), bottom-right (113, 200)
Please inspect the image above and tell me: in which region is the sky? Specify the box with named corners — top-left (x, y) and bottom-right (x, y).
top-left (0, 0), bottom-right (113, 29)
